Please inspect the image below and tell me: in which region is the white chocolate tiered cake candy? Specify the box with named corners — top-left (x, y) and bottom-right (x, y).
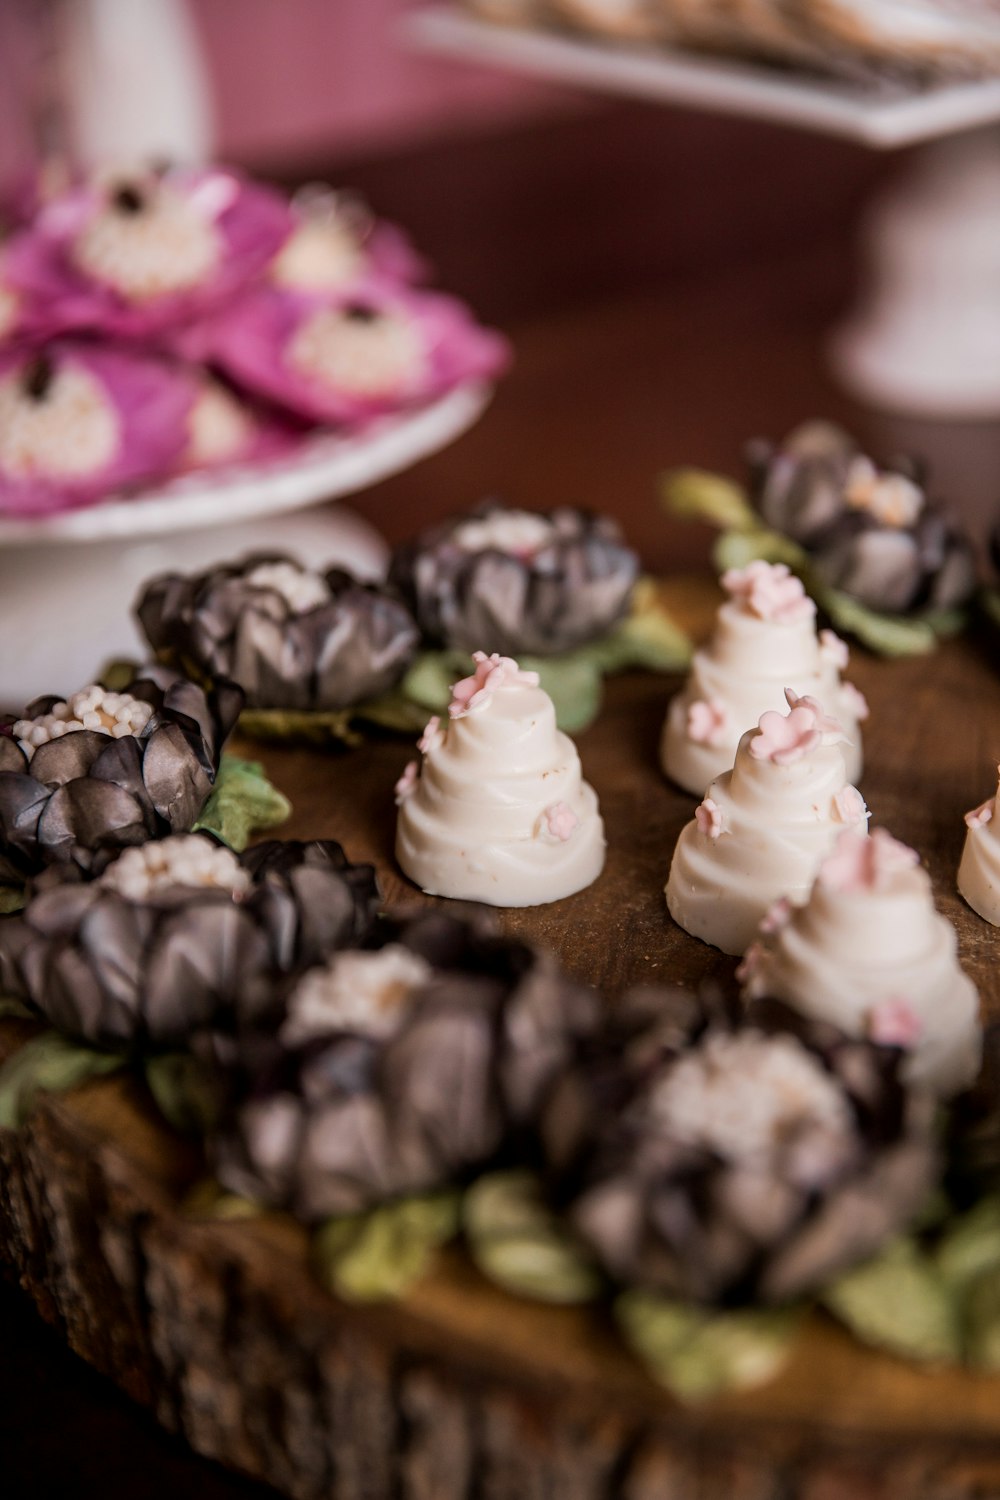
top-left (742, 828), bottom-right (982, 1097)
top-left (666, 691), bottom-right (869, 956)
top-left (395, 652), bottom-right (605, 906)
top-left (958, 768), bottom-right (1000, 924)
top-left (661, 562), bottom-right (866, 795)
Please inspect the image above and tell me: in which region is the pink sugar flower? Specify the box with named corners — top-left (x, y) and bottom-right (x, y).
top-left (394, 760), bottom-right (419, 805)
top-left (839, 682), bottom-right (870, 722)
top-left (965, 799), bottom-right (994, 830)
top-left (832, 786), bottom-right (869, 825)
top-left (868, 996), bottom-right (923, 1049)
top-left (783, 687), bottom-right (846, 743)
top-left (721, 560), bottom-right (814, 625)
top-left (449, 651), bottom-right (539, 719)
top-left (544, 802), bottom-right (578, 841)
top-left (819, 828), bottom-right (918, 895)
top-left (819, 629), bottom-right (850, 670)
top-left (735, 941), bottom-right (763, 984)
top-left (417, 715), bottom-right (442, 754)
top-left (695, 796), bottom-right (724, 839)
top-left (759, 896), bottom-right (792, 934)
top-left (687, 698), bottom-right (727, 747)
top-left (750, 704), bottom-right (823, 766)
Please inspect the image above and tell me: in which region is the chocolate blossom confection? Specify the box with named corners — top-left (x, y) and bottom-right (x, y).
top-left (543, 986), bottom-right (937, 1306)
top-left (388, 500), bottom-right (639, 656)
top-left (748, 421), bottom-right (975, 616)
top-left (0, 835), bottom-right (380, 1048)
top-left (0, 665), bottom-right (242, 884)
top-left (212, 910), bottom-right (600, 1219)
top-left (137, 554), bottom-right (420, 712)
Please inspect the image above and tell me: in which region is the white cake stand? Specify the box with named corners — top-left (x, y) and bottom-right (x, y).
top-left (408, 8), bottom-right (1000, 418)
top-left (0, 381), bottom-right (491, 707)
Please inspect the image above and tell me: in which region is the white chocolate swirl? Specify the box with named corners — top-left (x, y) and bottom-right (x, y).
top-left (661, 599), bottom-right (864, 795)
top-left (396, 678), bottom-right (605, 906)
top-left (666, 726), bottom-right (868, 956)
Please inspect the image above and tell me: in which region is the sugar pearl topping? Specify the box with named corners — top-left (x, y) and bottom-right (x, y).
top-left (73, 180), bottom-right (222, 301)
top-left (451, 510), bottom-right (557, 558)
top-left (281, 944), bottom-right (433, 1045)
top-left (650, 1030), bottom-right (854, 1181)
top-left (245, 561), bottom-right (331, 614)
top-left (100, 836), bottom-right (252, 901)
top-left (289, 305), bottom-right (426, 397)
top-left (14, 685), bottom-right (152, 759)
top-left (0, 360), bottom-right (120, 480)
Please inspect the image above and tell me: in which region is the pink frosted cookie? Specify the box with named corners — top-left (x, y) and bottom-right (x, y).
top-left (204, 280), bottom-right (509, 428)
top-left (5, 165), bottom-right (291, 343)
top-left (0, 342), bottom-right (193, 517)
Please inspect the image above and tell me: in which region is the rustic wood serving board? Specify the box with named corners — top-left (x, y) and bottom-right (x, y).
top-left (3, 577), bottom-right (1000, 1500)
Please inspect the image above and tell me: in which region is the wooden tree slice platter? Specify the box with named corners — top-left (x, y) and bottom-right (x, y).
top-left (3, 576), bottom-right (1000, 1500)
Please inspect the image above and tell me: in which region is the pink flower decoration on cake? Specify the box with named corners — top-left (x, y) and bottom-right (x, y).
top-left (394, 760), bottom-right (419, 805)
top-left (735, 941), bottom-right (763, 984)
top-left (721, 561), bottom-right (814, 625)
top-left (818, 629), bottom-right (850, 670)
top-left (832, 786), bottom-right (868, 825)
top-left (199, 278), bottom-right (509, 430)
top-left (965, 799), bottom-right (994, 830)
top-left (6, 165), bottom-right (292, 343)
top-left (839, 682), bottom-right (870, 723)
top-left (783, 687), bottom-right (846, 743)
top-left (687, 698), bottom-right (727, 747)
top-left (417, 715), bottom-right (442, 754)
top-left (449, 652), bottom-right (540, 719)
top-left (544, 802), bottom-right (578, 841)
top-left (819, 829), bottom-right (919, 895)
top-left (868, 996), bottom-right (924, 1049)
top-left (760, 896), bottom-right (792, 934)
top-left (695, 796), bottom-right (724, 839)
top-left (0, 342), bottom-right (193, 518)
top-left (750, 704), bottom-right (823, 766)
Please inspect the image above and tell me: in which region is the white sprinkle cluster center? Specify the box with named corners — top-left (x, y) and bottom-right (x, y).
top-left (101, 835), bottom-right (252, 901)
top-left (281, 944), bottom-right (433, 1045)
top-left (246, 560), bottom-right (331, 614)
top-left (14, 685), bottom-right (153, 759)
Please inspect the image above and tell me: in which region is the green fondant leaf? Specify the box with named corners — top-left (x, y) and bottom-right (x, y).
top-left (822, 1238), bottom-right (959, 1363)
top-left (963, 1263), bottom-right (1000, 1370)
top-left (352, 689), bottom-right (431, 736)
top-left (814, 584), bottom-right (944, 658)
top-left (0, 1030), bottom-right (125, 1129)
top-left (401, 650), bottom-right (467, 715)
top-left (463, 1170), bottom-right (602, 1304)
top-left (0, 886), bottom-right (25, 916)
top-left (0, 994), bottom-right (34, 1021)
top-left (616, 1291), bottom-right (800, 1403)
top-left (238, 705), bottom-right (362, 748)
top-left (193, 753), bottom-right (291, 851)
top-left (524, 654), bottom-right (604, 734)
top-left (314, 1190), bottom-right (461, 1303)
top-left (661, 468), bottom-right (758, 532)
top-left (936, 1196), bottom-right (1000, 1295)
top-left (98, 658), bottom-right (141, 693)
top-left (144, 1051), bottom-right (219, 1136)
top-left (180, 1177), bottom-right (262, 1221)
top-left (712, 526), bottom-right (807, 574)
top-left (980, 586), bottom-right (1000, 632)
top-left (585, 578), bottom-right (692, 676)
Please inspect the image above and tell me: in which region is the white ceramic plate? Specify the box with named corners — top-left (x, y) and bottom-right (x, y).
top-left (406, 6), bottom-right (1000, 148)
top-left (0, 381), bottom-right (492, 546)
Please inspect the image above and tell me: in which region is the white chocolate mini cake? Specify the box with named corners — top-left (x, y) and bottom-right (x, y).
top-left (741, 828), bottom-right (982, 1097)
top-left (661, 562), bottom-right (866, 795)
top-left (958, 766), bottom-right (1000, 924)
top-left (666, 692), bottom-right (869, 956)
top-left (395, 652), bottom-right (605, 906)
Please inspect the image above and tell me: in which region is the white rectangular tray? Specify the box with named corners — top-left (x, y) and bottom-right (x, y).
top-left (405, 5), bottom-right (1000, 148)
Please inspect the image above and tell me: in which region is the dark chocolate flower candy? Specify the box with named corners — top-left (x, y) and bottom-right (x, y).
top-left (0, 834), bottom-right (380, 1048)
top-left (211, 911), bottom-right (600, 1219)
top-left (0, 666), bottom-right (242, 883)
top-left (747, 420), bottom-right (859, 546)
top-left (389, 500), bottom-right (639, 656)
top-left (811, 506), bottom-right (976, 614)
top-left (545, 989), bottom-right (936, 1306)
top-left (136, 554), bottom-right (419, 711)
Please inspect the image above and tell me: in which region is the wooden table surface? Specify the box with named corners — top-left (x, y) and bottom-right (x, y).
top-left (5, 98), bottom-right (1000, 1498)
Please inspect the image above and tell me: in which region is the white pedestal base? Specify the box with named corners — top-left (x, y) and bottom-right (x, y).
top-left (1, 504), bottom-right (388, 710)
